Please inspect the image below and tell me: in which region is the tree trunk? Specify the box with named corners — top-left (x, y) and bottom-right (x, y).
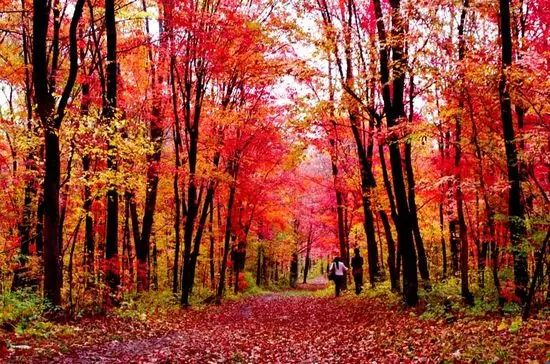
top-left (454, 0), bottom-right (473, 305)
top-left (256, 245), bottom-right (262, 286)
top-left (209, 200), bottom-right (216, 290)
top-left (373, 0), bottom-right (418, 306)
top-left (216, 161), bottom-right (238, 303)
top-left (303, 226), bottom-right (312, 284)
top-left (342, 0), bottom-right (379, 284)
top-left (498, 0), bottom-right (529, 303)
top-left (104, 0), bottom-right (120, 300)
top-left (33, 0), bottom-right (85, 305)
top-left (380, 210), bottom-right (399, 291)
top-left (42, 130), bottom-right (62, 305)
top-left (180, 131), bottom-right (199, 306)
top-left (327, 55), bottom-right (350, 287)
top-left (439, 203), bottom-right (447, 278)
top-left (522, 229), bottom-right (549, 320)
top-left (406, 75), bottom-right (430, 286)
top-left (82, 82), bottom-right (94, 288)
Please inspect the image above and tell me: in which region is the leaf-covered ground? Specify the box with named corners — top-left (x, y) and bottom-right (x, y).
top-left (2, 284), bottom-right (548, 363)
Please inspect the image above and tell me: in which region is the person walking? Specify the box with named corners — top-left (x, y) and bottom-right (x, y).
top-left (329, 256), bottom-right (348, 297)
top-left (351, 248), bottom-right (364, 295)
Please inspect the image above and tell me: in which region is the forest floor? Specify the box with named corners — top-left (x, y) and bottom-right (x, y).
top-left (1, 277), bottom-right (548, 363)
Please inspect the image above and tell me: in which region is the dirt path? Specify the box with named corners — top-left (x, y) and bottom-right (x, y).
top-left (6, 284), bottom-right (548, 363)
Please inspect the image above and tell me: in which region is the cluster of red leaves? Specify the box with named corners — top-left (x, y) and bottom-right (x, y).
top-left (2, 294), bottom-right (548, 363)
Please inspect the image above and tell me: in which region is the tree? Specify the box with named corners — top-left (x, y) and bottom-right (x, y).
top-left (498, 0), bottom-right (529, 303)
top-left (104, 0), bottom-right (120, 300)
top-left (32, 0), bottom-right (86, 306)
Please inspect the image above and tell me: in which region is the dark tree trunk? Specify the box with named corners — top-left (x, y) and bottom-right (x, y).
top-left (33, 0), bottom-right (60, 306)
top-left (469, 95), bottom-right (502, 301)
top-left (104, 0), bottom-right (120, 299)
top-left (498, 0), bottom-right (529, 303)
top-left (256, 245), bottom-right (262, 286)
top-left (303, 226), bottom-right (312, 284)
top-left (406, 75), bottom-right (430, 286)
top-left (455, 0), bottom-right (473, 305)
top-left (373, 0), bottom-right (418, 306)
top-left (135, 0), bottom-right (165, 293)
top-left (151, 240), bottom-right (158, 290)
top-left (67, 219), bottom-right (82, 310)
top-left (42, 131), bottom-right (62, 305)
top-left (83, 157), bottom-right (95, 288)
top-left (122, 194), bottom-right (131, 288)
top-left (172, 165), bottom-right (181, 294)
top-left (478, 241), bottom-right (488, 288)
top-left (17, 0), bottom-right (36, 270)
top-left (136, 112), bottom-right (162, 291)
top-left (216, 161), bottom-right (238, 303)
top-left (182, 150), bottom-right (220, 302)
top-left (342, 0), bottom-right (379, 283)
top-left (79, 78), bottom-right (95, 289)
top-left (180, 129), bottom-right (199, 306)
top-left (380, 210), bottom-right (399, 291)
top-left (449, 220), bottom-right (460, 274)
top-left (209, 200), bottom-right (216, 289)
top-left (439, 203), bottom-right (447, 278)
top-left (522, 229), bottom-right (549, 320)
top-left (33, 0), bottom-right (85, 306)
top-left (36, 193), bottom-right (44, 254)
top-left (327, 56), bottom-right (350, 287)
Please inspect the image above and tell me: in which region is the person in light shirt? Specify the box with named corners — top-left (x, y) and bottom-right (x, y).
top-left (329, 256), bottom-right (348, 297)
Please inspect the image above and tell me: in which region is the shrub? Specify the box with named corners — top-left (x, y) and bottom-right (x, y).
top-left (0, 289), bottom-right (45, 333)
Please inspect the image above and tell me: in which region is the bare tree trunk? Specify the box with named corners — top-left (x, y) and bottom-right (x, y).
top-left (33, 0), bottom-right (85, 306)
top-left (303, 226), bottom-right (312, 284)
top-left (522, 229), bottom-right (549, 320)
top-left (406, 75), bottom-right (430, 287)
top-left (372, 0), bottom-right (418, 305)
top-left (498, 0), bottom-right (529, 303)
top-left (380, 210), bottom-right (399, 291)
top-left (104, 0), bottom-right (120, 301)
top-left (216, 160), bottom-right (238, 303)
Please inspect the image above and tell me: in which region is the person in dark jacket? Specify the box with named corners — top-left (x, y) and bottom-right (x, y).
top-left (351, 248), bottom-right (364, 295)
top-left (290, 253), bottom-right (298, 288)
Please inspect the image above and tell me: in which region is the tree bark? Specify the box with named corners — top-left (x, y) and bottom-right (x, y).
top-left (216, 160), bottom-right (238, 303)
top-left (33, 0), bottom-right (85, 306)
top-left (303, 226), bottom-right (312, 284)
top-left (104, 0), bottom-right (120, 299)
top-left (380, 210), bottom-right (399, 291)
top-left (498, 0), bottom-right (529, 303)
top-left (406, 75), bottom-right (430, 286)
top-left (455, 0), bottom-right (473, 304)
top-left (373, 0), bottom-right (418, 305)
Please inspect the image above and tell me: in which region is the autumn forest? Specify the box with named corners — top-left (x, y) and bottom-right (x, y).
top-left (0, 0), bottom-right (548, 361)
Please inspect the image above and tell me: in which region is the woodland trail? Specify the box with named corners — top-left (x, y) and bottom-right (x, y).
top-left (7, 280), bottom-right (548, 363)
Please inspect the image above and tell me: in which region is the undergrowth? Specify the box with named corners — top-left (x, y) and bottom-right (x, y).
top-left (0, 289), bottom-right (73, 338)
